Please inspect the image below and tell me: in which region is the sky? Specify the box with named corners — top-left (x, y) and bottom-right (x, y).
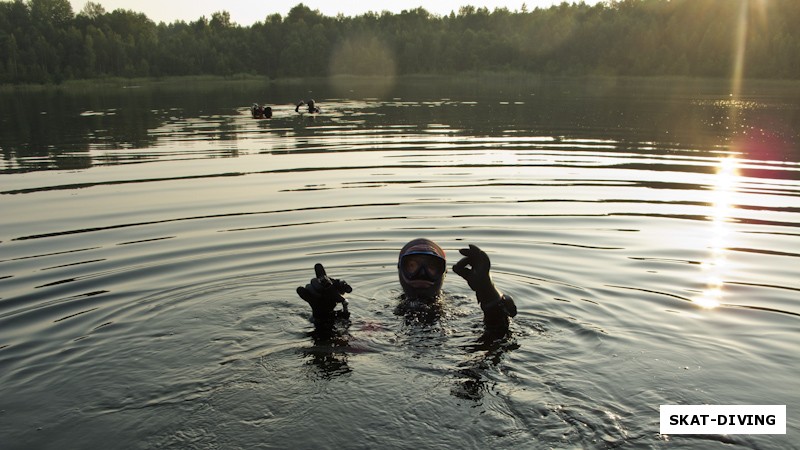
top-left (67, 0), bottom-right (604, 26)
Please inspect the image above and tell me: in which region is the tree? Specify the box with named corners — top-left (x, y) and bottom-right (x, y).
top-left (29, 0), bottom-right (72, 26)
top-left (2, 0), bottom-right (800, 84)
top-left (79, 1), bottom-right (105, 20)
top-left (210, 11), bottom-right (232, 30)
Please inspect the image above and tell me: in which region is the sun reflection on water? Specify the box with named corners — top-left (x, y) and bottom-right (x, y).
top-left (696, 156), bottom-right (740, 309)
top-left (697, 0), bottom-right (758, 309)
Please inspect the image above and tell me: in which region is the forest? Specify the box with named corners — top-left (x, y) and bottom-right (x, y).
top-left (1, 0), bottom-right (799, 84)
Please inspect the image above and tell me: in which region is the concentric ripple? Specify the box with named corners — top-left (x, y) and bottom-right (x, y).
top-left (1, 77), bottom-right (798, 448)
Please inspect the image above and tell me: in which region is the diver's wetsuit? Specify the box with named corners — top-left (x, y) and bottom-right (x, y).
top-left (295, 99), bottom-right (320, 114)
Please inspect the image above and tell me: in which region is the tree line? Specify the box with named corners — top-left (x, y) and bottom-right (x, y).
top-left (1, 0), bottom-right (798, 84)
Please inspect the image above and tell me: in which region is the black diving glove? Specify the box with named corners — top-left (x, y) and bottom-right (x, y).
top-left (452, 245), bottom-right (517, 324)
top-left (296, 263), bottom-right (352, 324)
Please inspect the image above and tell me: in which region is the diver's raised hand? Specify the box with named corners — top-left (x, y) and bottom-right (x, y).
top-left (452, 245), bottom-right (495, 296)
top-left (297, 263), bottom-right (351, 323)
top-left (453, 244), bottom-right (516, 325)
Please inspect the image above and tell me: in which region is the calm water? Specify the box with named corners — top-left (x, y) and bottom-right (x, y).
top-left (1, 76), bottom-right (799, 449)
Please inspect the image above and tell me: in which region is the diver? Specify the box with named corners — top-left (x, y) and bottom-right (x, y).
top-left (251, 103), bottom-right (272, 119)
top-left (296, 238), bottom-right (517, 336)
top-left (295, 99), bottom-right (321, 114)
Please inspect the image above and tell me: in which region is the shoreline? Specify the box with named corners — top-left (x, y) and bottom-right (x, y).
top-left (3, 72), bottom-right (800, 93)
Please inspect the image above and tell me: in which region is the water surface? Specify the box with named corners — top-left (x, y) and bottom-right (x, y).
top-left (1, 76), bottom-right (799, 449)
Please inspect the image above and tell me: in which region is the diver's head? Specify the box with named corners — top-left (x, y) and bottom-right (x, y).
top-left (398, 238), bottom-right (446, 300)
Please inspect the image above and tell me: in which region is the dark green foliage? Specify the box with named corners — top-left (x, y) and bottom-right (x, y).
top-left (1, 0), bottom-right (798, 84)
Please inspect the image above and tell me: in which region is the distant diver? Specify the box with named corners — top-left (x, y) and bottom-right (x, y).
top-left (295, 99), bottom-right (321, 114)
top-left (251, 103), bottom-right (272, 119)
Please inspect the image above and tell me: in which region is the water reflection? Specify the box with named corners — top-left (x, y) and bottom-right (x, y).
top-left (696, 156), bottom-right (740, 308)
top-left (1, 77), bottom-right (799, 449)
top-left (453, 335), bottom-right (520, 402)
top-left (298, 293), bottom-right (519, 403)
top-left (3, 77), bottom-right (799, 174)
top-left (303, 325), bottom-right (353, 380)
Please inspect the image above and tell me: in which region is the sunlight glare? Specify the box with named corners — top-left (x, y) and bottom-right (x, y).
top-left (695, 156), bottom-right (740, 309)
top-left (732, 0), bottom-right (771, 105)
top-left (752, 0), bottom-right (770, 25)
top-left (730, 0), bottom-right (748, 116)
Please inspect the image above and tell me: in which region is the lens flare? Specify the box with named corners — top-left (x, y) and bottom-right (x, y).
top-left (731, 0), bottom-right (749, 103)
top-left (328, 33), bottom-right (396, 98)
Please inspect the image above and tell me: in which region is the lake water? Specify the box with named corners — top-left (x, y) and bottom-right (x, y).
top-left (1, 76), bottom-right (798, 449)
